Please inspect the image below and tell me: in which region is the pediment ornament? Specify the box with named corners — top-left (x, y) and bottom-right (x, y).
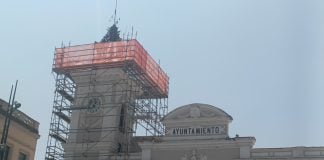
top-left (181, 149), bottom-right (207, 160)
top-left (176, 106), bottom-right (216, 119)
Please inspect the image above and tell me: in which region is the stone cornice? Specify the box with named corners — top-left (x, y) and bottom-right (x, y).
top-left (0, 99), bottom-right (39, 135)
top-left (138, 137), bottom-right (256, 150)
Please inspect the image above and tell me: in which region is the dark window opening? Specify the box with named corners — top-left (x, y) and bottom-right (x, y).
top-left (18, 152), bottom-right (28, 160)
top-left (117, 143), bottom-right (122, 153)
top-left (0, 145), bottom-right (10, 160)
top-left (119, 106), bottom-right (125, 133)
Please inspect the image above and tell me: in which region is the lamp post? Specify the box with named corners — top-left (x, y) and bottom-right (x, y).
top-left (0, 80), bottom-right (20, 160)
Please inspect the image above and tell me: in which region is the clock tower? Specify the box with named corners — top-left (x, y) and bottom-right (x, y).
top-left (45, 37), bottom-right (168, 160)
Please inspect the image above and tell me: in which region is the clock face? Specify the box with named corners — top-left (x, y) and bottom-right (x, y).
top-left (87, 97), bottom-right (101, 113)
top-left (78, 96), bottom-right (104, 142)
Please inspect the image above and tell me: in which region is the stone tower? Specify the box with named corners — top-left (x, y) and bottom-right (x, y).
top-left (45, 40), bottom-right (168, 160)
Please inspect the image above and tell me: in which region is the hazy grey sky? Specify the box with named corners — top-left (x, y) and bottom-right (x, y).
top-left (0, 0), bottom-right (323, 159)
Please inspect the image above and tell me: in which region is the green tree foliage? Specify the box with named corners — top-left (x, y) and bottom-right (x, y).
top-left (101, 24), bottom-right (121, 42)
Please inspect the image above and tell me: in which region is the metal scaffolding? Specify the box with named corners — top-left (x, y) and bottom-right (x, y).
top-left (45, 74), bottom-right (75, 159)
top-left (45, 39), bottom-right (169, 160)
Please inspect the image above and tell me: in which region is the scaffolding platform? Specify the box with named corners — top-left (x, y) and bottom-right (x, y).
top-left (53, 39), bottom-right (169, 98)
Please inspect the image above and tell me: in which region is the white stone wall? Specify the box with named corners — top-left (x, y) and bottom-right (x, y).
top-left (64, 68), bottom-right (140, 160)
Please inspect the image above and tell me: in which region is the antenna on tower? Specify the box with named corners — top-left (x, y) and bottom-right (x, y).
top-left (113, 0), bottom-right (118, 24)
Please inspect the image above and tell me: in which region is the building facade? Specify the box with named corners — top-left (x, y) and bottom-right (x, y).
top-left (0, 99), bottom-right (40, 160)
top-left (135, 103), bottom-right (324, 160)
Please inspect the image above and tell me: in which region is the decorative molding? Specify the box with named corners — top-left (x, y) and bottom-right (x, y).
top-left (181, 149), bottom-right (207, 160)
top-left (162, 103), bottom-right (233, 124)
top-left (138, 137), bottom-right (256, 150)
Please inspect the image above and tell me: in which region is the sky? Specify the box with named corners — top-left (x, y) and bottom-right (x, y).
top-left (0, 0), bottom-right (323, 159)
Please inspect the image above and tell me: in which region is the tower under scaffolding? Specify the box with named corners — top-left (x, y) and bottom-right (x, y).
top-left (45, 39), bottom-right (169, 160)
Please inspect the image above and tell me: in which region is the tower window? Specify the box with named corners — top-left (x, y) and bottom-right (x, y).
top-left (119, 105), bottom-right (125, 132)
top-left (117, 143), bottom-right (122, 153)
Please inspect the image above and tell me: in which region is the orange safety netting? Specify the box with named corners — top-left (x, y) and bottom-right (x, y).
top-left (53, 39), bottom-right (169, 96)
